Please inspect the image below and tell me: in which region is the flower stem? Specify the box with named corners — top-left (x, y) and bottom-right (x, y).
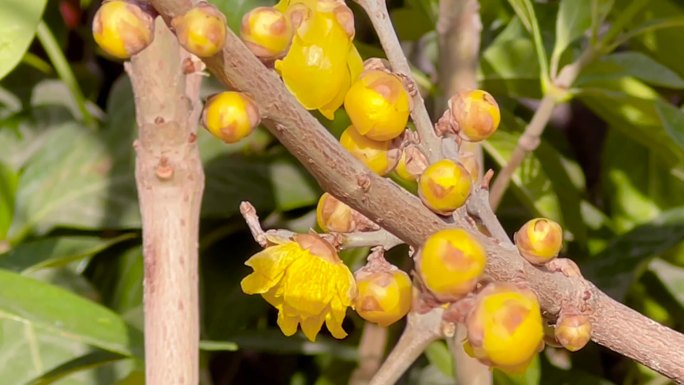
top-left (369, 309), bottom-right (445, 385)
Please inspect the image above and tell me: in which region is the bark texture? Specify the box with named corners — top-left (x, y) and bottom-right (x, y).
top-left (126, 18), bottom-right (204, 385)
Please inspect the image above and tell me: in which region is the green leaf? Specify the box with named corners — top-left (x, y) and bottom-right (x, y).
top-left (198, 340), bottom-right (239, 351)
top-left (578, 52), bottom-right (684, 89)
top-left (0, 319), bottom-right (91, 384)
top-left (584, 208), bottom-right (684, 300)
top-left (391, 7), bottom-right (433, 41)
top-left (0, 234), bottom-right (135, 273)
top-left (551, 0), bottom-right (592, 75)
top-left (0, 269), bottom-right (133, 355)
top-left (655, 100), bottom-right (684, 148)
top-left (649, 258), bottom-right (684, 312)
top-left (0, 0), bottom-right (48, 80)
top-left (601, 127), bottom-right (684, 233)
top-left (590, 0), bottom-right (614, 39)
top-left (493, 355), bottom-right (540, 385)
top-left (7, 122), bottom-right (140, 241)
top-left (88, 246), bottom-right (144, 314)
top-left (616, 0), bottom-right (684, 78)
top-left (211, 0), bottom-right (272, 32)
top-left (479, 18), bottom-right (541, 98)
top-left (424, 341), bottom-right (453, 378)
top-left (576, 78), bottom-right (684, 167)
top-left (505, 0), bottom-right (549, 83)
top-left (484, 128), bottom-right (592, 245)
top-left (217, 330), bottom-right (357, 360)
top-left (26, 351), bottom-right (127, 385)
top-left (0, 161), bottom-right (17, 239)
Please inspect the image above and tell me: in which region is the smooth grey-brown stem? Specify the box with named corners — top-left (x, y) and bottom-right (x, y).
top-left (151, 1), bottom-right (684, 381)
top-left (340, 229), bottom-right (404, 250)
top-left (350, 322), bottom-right (390, 385)
top-left (369, 309), bottom-right (445, 385)
top-left (127, 17), bottom-right (204, 385)
top-left (447, 325), bottom-right (493, 385)
top-left (353, 0), bottom-right (442, 163)
top-left (488, 94), bottom-right (556, 209)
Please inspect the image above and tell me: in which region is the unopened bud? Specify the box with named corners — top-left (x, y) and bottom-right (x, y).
top-left (92, 0), bottom-right (155, 59)
top-left (172, 3), bottom-right (227, 57)
top-left (514, 218), bottom-right (563, 265)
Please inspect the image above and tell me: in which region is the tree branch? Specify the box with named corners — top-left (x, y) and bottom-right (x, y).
top-left (370, 309), bottom-right (445, 385)
top-left (126, 18), bottom-right (204, 385)
top-left (149, 1), bottom-right (684, 381)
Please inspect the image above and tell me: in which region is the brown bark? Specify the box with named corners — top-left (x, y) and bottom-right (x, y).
top-left (126, 18), bottom-right (204, 385)
top-left (147, 1), bottom-right (684, 381)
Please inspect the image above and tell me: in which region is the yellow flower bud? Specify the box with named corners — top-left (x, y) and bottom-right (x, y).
top-left (202, 91), bottom-right (260, 143)
top-left (514, 218), bottom-right (563, 265)
top-left (240, 7), bottom-right (293, 60)
top-left (316, 193), bottom-right (355, 233)
top-left (418, 159), bottom-right (472, 215)
top-left (171, 3), bottom-right (226, 57)
top-left (340, 126), bottom-right (398, 175)
top-left (418, 229), bottom-right (486, 301)
top-left (449, 90), bottom-right (500, 142)
top-left (344, 70), bottom-right (410, 141)
top-left (354, 267), bottom-right (412, 327)
top-left (554, 313), bottom-right (591, 352)
top-left (394, 145), bottom-right (428, 182)
top-left (466, 284), bottom-right (544, 372)
top-left (92, 0), bottom-right (154, 59)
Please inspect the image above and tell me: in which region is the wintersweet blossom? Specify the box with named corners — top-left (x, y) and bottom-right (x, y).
top-left (241, 234), bottom-right (357, 341)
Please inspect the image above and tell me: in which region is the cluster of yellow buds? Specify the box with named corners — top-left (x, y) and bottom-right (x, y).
top-left (90, 0), bottom-right (590, 372)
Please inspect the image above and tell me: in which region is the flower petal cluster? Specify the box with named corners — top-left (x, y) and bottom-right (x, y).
top-left (241, 234), bottom-right (357, 341)
top-left (274, 0), bottom-right (362, 119)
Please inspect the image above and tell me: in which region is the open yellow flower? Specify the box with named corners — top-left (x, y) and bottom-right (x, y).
top-left (241, 234), bottom-right (357, 341)
top-left (274, 0), bottom-right (362, 119)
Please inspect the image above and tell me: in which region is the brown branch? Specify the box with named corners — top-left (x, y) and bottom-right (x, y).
top-left (150, 1), bottom-right (684, 381)
top-left (126, 18), bottom-right (204, 385)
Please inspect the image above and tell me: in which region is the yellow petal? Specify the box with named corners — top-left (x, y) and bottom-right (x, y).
top-left (240, 243), bottom-right (300, 294)
top-left (301, 314), bottom-right (326, 341)
top-left (277, 310), bottom-right (300, 336)
top-left (276, 11), bottom-right (351, 110)
top-left (281, 252), bottom-right (336, 316)
top-left (325, 309), bottom-right (347, 339)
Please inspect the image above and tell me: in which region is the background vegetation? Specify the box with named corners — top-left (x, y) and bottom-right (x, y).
top-left (1, 0), bottom-right (684, 384)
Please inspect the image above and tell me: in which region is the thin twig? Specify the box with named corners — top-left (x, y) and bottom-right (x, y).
top-left (369, 309), bottom-right (445, 385)
top-left (127, 17), bottom-right (204, 385)
top-left (447, 325), bottom-right (493, 385)
top-left (350, 323), bottom-right (389, 385)
top-left (353, 0), bottom-right (442, 163)
top-left (151, 1), bottom-right (684, 380)
top-left (489, 48), bottom-right (596, 209)
top-left (340, 229), bottom-right (404, 250)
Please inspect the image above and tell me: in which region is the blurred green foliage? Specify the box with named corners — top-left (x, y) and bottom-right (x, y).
top-left (1, 0), bottom-right (683, 383)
